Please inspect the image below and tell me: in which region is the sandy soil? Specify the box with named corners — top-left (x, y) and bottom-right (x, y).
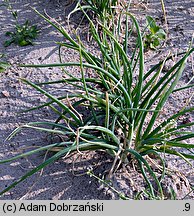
top-left (0, 0), bottom-right (193, 200)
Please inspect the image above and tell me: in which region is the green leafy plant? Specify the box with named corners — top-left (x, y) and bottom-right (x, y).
top-left (2, 0), bottom-right (39, 47)
top-left (4, 20), bottom-right (39, 47)
top-left (0, 7), bottom-right (193, 199)
top-left (144, 16), bottom-right (166, 50)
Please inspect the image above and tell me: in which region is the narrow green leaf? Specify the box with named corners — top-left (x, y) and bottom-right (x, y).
top-left (79, 125), bottom-right (120, 145)
top-left (143, 49), bottom-right (191, 139)
top-left (21, 78), bottom-right (82, 125)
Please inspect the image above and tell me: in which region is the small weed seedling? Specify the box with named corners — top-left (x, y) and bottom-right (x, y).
top-left (144, 16), bottom-right (166, 50)
top-left (4, 20), bottom-right (39, 47)
top-left (3, 0), bottom-right (39, 47)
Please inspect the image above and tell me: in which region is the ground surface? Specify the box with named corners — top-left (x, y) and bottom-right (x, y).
top-left (0, 0), bottom-right (193, 200)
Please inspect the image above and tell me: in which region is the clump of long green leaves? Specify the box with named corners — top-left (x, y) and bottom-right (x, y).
top-left (82, 0), bottom-right (119, 17)
top-left (68, 0), bottom-right (121, 26)
top-left (0, 7), bottom-right (193, 199)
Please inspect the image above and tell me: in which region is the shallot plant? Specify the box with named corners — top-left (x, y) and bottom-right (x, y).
top-left (0, 6), bottom-right (193, 199)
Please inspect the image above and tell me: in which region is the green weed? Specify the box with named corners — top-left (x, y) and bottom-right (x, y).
top-left (144, 16), bottom-right (166, 50)
top-left (4, 20), bottom-right (39, 47)
top-left (3, 0), bottom-right (39, 47)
